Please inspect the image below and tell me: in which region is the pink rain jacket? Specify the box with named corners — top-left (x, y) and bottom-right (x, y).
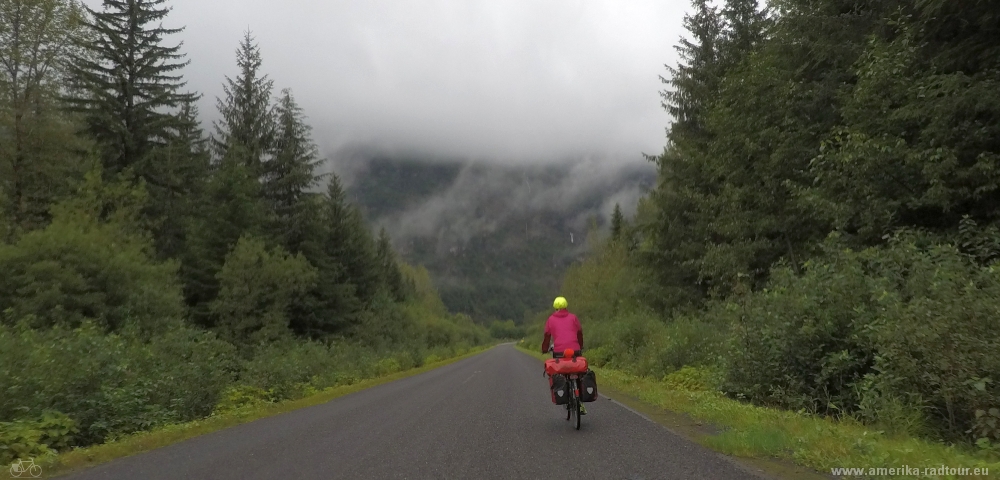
top-left (541, 310), bottom-right (583, 353)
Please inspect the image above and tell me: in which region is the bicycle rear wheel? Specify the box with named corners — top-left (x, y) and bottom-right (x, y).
top-left (575, 398), bottom-right (582, 430)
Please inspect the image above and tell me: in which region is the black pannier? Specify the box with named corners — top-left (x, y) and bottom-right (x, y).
top-left (579, 370), bottom-right (598, 402)
top-left (550, 374), bottom-right (570, 405)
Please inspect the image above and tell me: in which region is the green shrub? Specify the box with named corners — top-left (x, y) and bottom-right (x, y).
top-left (238, 339), bottom-right (340, 401)
top-left (581, 310), bottom-right (725, 379)
top-left (724, 234), bottom-right (1000, 442)
top-left (0, 321), bottom-right (236, 444)
top-left (373, 358), bottom-right (402, 376)
top-left (664, 366), bottom-right (724, 392)
top-left (0, 411), bottom-right (78, 465)
top-left (213, 385), bottom-right (276, 415)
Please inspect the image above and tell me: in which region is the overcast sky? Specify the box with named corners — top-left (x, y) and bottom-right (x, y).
top-left (83, 0), bottom-right (687, 164)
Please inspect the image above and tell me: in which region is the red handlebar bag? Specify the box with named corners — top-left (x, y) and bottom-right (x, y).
top-left (544, 356), bottom-right (589, 375)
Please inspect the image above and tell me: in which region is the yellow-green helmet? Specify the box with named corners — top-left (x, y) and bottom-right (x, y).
top-left (553, 296), bottom-right (568, 310)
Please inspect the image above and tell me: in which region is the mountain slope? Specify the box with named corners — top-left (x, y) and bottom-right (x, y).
top-left (343, 155), bottom-right (655, 321)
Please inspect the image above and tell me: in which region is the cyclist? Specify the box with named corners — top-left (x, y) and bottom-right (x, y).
top-left (541, 296), bottom-right (583, 356)
top-left (541, 296), bottom-right (586, 414)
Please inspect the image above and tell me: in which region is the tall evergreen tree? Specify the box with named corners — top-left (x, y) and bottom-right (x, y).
top-left (326, 177), bottom-right (382, 306)
top-left (213, 31), bottom-right (274, 175)
top-left (660, 0), bottom-right (722, 150)
top-left (642, 0), bottom-right (724, 312)
top-left (290, 175), bottom-right (371, 336)
top-left (264, 88), bottom-right (322, 252)
top-left (610, 204), bottom-right (624, 240)
top-left (718, 0), bottom-right (769, 66)
top-left (181, 150), bottom-right (265, 326)
top-left (66, 0), bottom-right (197, 175)
top-left (139, 102), bottom-right (210, 259)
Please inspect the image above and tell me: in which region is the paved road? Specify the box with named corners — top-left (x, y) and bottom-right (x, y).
top-left (61, 344), bottom-right (766, 480)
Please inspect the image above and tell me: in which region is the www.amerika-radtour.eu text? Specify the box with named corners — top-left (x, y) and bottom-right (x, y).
top-left (831, 466), bottom-right (989, 477)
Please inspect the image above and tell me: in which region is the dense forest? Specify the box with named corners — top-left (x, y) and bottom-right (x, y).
top-left (540, 0), bottom-right (1000, 452)
top-left (0, 0), bottom-right (488, 463)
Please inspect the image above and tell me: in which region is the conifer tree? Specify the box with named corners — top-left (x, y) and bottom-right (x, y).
top-left (719, 0), bottom-right (769, 67)
top-left (661, 0), bottom-right (722, 150)
top-left (264, 88), bottom-right (322, 252)
top-left (610, 204), bottom-right (624, 241)
top-left (181, 149), bottom-right (265, 326)
top-left (323, 176), bottom-right (382, 306)
top-left (213, 31), bottom-right (274, 176)
top-left (139, 103), bottom-right (210, 259)
top-left (67, 0), bottom-right (197, 175)
top-left (290, 175), bottom-right (369, 336)
top-left (643, 0), bottom-right (724, 311)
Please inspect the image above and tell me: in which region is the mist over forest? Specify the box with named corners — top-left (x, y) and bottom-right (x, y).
top-left (331, 151), bottom-right (655, 321)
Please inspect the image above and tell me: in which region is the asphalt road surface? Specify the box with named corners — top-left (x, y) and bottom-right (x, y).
top-left (61, 344), bottom-right (767, 480)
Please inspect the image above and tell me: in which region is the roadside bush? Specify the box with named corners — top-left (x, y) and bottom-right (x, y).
top-left (583, 310), bottom-right (726, 379)
top-left (213, 385), bottom-right (276, 415)
top-left (722, 251), bottom-right (880, 413)
top-left (238, 339), bottom-right (343, 401)
top-left (724, 234), bottom-right (1000, 442)
top-left (0, 320), bottom-right (237, 445)
top-left (0, 412), bottom-right (78, 466)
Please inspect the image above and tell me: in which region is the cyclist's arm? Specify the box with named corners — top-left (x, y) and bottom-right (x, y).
top-left (541, 319), bottom-right (552, 353)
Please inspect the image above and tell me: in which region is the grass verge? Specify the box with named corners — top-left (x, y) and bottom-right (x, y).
top-left (41, 345), bottom-right (495, 479)
top-left (515, 342), bottom-right (999, 479)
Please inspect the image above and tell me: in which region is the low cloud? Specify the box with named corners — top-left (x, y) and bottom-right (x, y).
top-left (81, 0), bottom-right (684, 165)
top-left (340, 155), bottom-right (655, 248)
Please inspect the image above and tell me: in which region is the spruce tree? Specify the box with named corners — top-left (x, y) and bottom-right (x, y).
top-left (610, 204), bottom-right (624, 240)
top-left (181, 149), bottom-right (265, 326)
top-left (661, 0), bottom-right (722, 150)
top-left (322, 176), bottom-right (381, 304)
top-left (67, 0), bottom-right (197, 175)
top-left (213, 31), bottom-right (274, 176)
top-left (139, 102), bottom-right (210, 259)
top-left (291, 175), bottom-right (370, 336)
top-left (264, 88), bottom-right (322, 252)
top-left (719, 0), bottom-right (769, 67)
top-left (643, 0), bottom-right (724, 312)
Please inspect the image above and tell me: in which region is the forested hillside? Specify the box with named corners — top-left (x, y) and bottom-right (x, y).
top-left (0, 0), bottom-right (487, 464)
top-left (345, 156), bottom-right (655, 322)
top-left (547, 0), bottom-right (1000, 453)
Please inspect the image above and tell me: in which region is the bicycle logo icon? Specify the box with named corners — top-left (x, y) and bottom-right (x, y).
top-left (8, 458), bottom-right (42, 478)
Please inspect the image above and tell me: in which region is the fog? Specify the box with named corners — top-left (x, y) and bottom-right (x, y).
top-left (368, 157), bottom-right (655, 246)
top-left (82, 0), bottom-right (686, 165)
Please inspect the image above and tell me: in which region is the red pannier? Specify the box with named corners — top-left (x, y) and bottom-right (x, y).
top-left (544, 356), bottom-right (589, 375)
